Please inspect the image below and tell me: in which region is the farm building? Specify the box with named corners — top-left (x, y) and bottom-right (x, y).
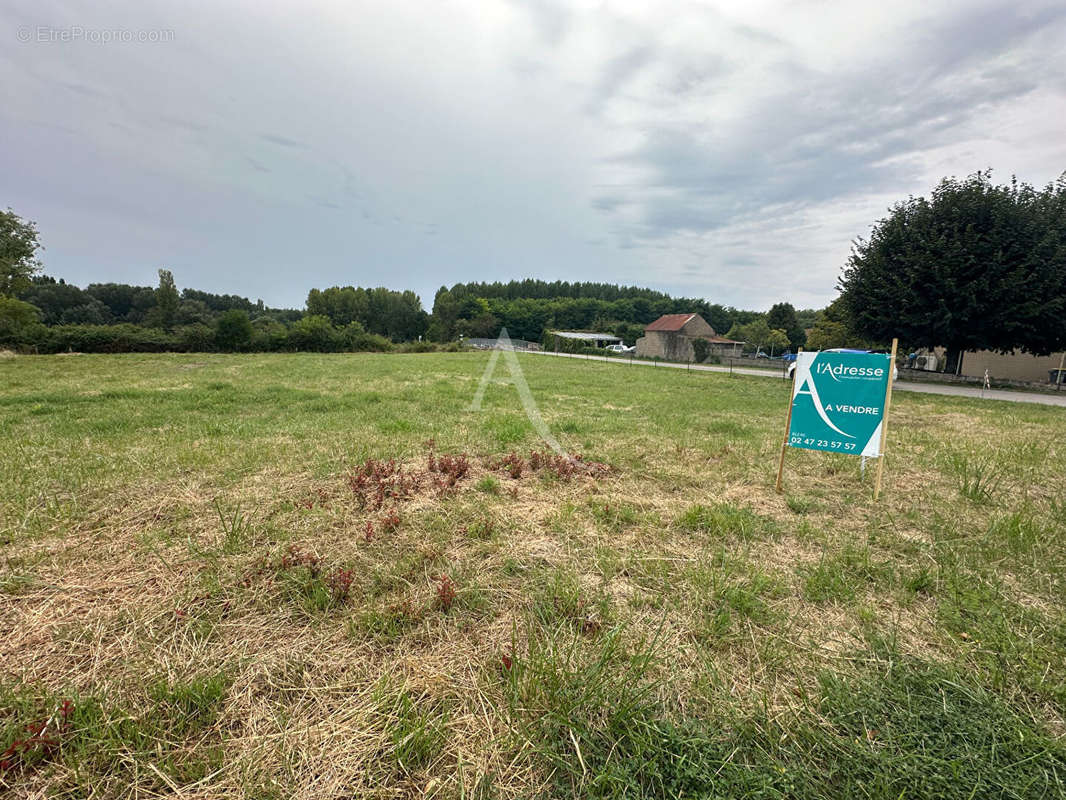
top-left (636, 314), bottom-right (742, 361)
top-left (958, 349), bottom-right (1066, 383)
top-left (915, 348), bottom-right (1066, 384)
top-left (544, 331), bottom-right (622, 351)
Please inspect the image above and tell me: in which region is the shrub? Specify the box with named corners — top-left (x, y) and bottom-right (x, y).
top-left (214, 310), bottom-right (252, 351)
top-left (397, 340), bottom-right (437, 353)
top-left (0, 297), bottom-right (44, 348)
top-left (287, 315), bottom-right (341, 352)
top-left (41, 323), bottom-right (177, 353)
top-left (176, 323), bottom-right (216, 352)
top-left (250, 318), bottom-right (288, 351)
top-left (349, 331), bottom-right (393, 352)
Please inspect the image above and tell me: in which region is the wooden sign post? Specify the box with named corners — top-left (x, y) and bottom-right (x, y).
top-left (775, 348), bottom-right (801, 494)
top-left (872, 338), bottom-right (898, 501)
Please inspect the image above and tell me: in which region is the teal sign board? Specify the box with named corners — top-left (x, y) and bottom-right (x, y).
top-left (788, 351), bottom-right (891, 457)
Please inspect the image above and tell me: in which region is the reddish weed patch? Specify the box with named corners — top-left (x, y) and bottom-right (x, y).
top-left (0, 700), bottom-right (74, 773)
top-left (492, 450), bottom-right (612, 482)
top-left (279, 544), bottom-right (321, 576)
top-left (347, 458), bottom-right (421, 510)
top-left (435, 575), bottom-right (457, 612)
top-left (381, 509), bottom-right (401, 533)
top-left (328, 568), bottom-right (356, 604)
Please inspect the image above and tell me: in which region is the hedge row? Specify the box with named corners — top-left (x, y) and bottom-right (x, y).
top-left (0, 322), bottom-right (459, 355)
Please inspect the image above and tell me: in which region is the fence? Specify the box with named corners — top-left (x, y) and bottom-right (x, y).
top-left (465, 338), bottom-right (541, 352)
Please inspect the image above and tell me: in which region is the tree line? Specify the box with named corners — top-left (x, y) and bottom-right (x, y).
top-left (426, 281), bottom-right (810, 346)
top-left (0, 217), bottom-right (811, 354)
top-left (4, 169), bottom-right (1063, 361)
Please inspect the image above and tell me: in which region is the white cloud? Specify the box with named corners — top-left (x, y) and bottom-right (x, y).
top-left (1, 0), bottom-right (1064, 309)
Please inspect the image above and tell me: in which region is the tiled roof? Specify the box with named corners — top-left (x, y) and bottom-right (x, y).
top-left (644, 314), bottom-right (696, 332)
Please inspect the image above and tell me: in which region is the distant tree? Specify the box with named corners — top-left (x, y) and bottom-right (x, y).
top-left (148, 269), bottom-right (180, 330)
top-left (613, 322), bottom-right (645, 347)
top-left (20, 279), bottom-right (108, 325)
top-left (457, 312), bottom-right (500, 339)
top-left (691, 338), bottom-right (710, 363)
top-left (0, 210), bottom-right (43, 297)
top-left (766, 328), bottom-right (790, 354)
top-left (288, 314), bottom-right (340, 351)
top-left (767, 302), bottom-right (806, 349)
top-left (85, 282), bottom-right (156, 323)
top-left (175, 298), bottom-right (212, 327)
top-left (840, 170), bottom-right (1066, 371)
top-left (251, 317), bottom-right (289, 351)
top-left (215, 309), bottom-right (252, 351)
top-left (428, 286), bottom-right (461, 341)
top-left (177, 323), bottom-right (217, 352)
top-left (0, 296), bottom-right (43, 345)
top-left (728, 318), bottom-right (790, 354)
top-left (805, 318), bottom-right (849, 352)
top-left (805, 297), bottom-right (874, 351)
top-left (740, 319), bottom-right (772, 350)
top-left (794, 308), bottom-right (819, 334)
top-left (306, 285), bottom-right (427, 341)
top-left (181, 287), bottom-right (257, 314)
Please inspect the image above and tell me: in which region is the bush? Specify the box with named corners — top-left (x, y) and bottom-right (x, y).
top-left (176, 323), bottom-right (216, 352)
top-left (349, 332), bottom-right (393, 352)
top-left (40, 323), bottom-right (177, 353)
top-left (397, 340), bottom-right (437, 353)
top-left (215, 310), bottom-right (253, 351)
top-left (251, 318), bottom-right (288, 352)
top-left (0, 297), bottom-right (46, 349)
top-left (287, 315), bottom-right (341, 351)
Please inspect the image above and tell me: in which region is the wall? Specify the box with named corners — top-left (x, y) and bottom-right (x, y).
top-left (636, 331), bottom-right (668, 359)
top-left (679, 316), bottom-right (716, 338)
top-left (960, 350), bottom-right (1066, 383)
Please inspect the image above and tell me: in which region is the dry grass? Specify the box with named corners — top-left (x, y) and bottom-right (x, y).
top-left (2, 352), bottom-right (1065, 798)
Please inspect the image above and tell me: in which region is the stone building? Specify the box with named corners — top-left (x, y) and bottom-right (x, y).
top-left (635, 313), bottom-right (741, 361)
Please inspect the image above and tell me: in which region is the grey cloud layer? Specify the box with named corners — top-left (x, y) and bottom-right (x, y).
top-left (2, 0), bottom-right (1064, 310)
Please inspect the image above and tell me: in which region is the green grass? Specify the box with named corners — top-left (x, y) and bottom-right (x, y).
top-left (1, 351), bottom-right (1064, 798)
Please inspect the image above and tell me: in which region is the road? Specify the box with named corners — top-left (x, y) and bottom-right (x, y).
top-left (527, 350), bottom-right (1066, 408)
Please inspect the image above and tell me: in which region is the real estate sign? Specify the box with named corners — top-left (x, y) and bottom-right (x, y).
top-left (787, 351), bottom-right (892, 457)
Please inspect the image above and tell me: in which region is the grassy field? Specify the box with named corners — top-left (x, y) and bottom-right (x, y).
top-left (1, 351), bottom-right (1065, 799)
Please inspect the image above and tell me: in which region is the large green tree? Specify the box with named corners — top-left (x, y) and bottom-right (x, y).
top-left (0, 296), bottom-right (44, 346)
top-left (726, 318), bottom-right (790, 354)
top-left (0, 210), bottom-right (43, 297)
top-left (215, 309), bottom-right (252, 351)
top-left (20, 277), bottom-right (110, 325)
top-left (839, 171), bottom-right (1066, 371)
top-left (766, 302), bottom-right (806, 349)
top-left (148, 269), bottom-right (180, 330)
top-left (306, 285), bottom-right (428, 341)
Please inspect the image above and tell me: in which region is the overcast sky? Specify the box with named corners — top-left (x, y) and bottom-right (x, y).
top-left (3, 1), bottom-right (1065, 311)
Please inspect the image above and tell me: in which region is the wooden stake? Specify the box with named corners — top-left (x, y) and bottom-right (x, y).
top-left (775, 347), bottom-right (801, 494)
top-left (873, 338), bottom-right (898, 501)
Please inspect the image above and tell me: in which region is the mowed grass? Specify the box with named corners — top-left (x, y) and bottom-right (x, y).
top-left (1, 351), bottom-right (1065, 799)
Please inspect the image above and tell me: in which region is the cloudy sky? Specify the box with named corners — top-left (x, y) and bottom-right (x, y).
top-left (3, 1), bottom-right (1065, 311)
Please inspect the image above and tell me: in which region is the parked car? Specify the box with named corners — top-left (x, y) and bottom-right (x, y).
top-left (605, 344), bottom-right (634, 354)
top-left (787, 348), bottom-right (899, 380)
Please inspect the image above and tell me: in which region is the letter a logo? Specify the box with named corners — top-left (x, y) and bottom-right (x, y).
top-left (794, 368), bottom-right (853, 438)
